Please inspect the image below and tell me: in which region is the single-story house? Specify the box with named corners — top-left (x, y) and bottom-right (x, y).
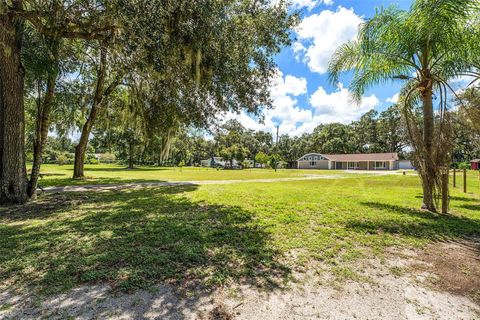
top-left (471, 159), bottom-right (480, 170)
top-left (297, 152), bottom-right (400, 170)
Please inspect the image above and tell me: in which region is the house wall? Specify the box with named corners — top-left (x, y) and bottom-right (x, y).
top-left (472, 162), bottom-right (479, 170)
top-left (335, 162), bottom-right (347, 169)
top-left (333, 161), bottom-right (393, 170)
top-left (390, 161), bottom-right (398, 170)
top-left (358, 162), bottom-right (368, 170)
top-left (298, 160), bottom-right (329, 169)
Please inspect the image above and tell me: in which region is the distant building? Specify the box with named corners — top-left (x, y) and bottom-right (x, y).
top-left (200, 157), bottom-right (230, 167)
top-left (297, 153), bottom-right (400, 170)
top-left (398, 160), bottom-right (414, 170)
top-left (471, 159), bottom-right (480, 170)
top-left (201, 157), bottom-right (257, 168)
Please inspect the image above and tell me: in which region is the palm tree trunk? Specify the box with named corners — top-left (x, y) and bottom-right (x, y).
top-left (421, 85), bottom-right (436, 211)
top-left (0, 3), bottom-right (29, 204)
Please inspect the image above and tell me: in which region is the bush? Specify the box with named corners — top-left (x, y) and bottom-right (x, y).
top-left (242, 160), bottom-right (251, 169)
top-left (56, 153), bottom-right (68, 165)
top-left (457, 162), bottom-right (471, 170)
top-left (99, 153), bottom-right (116, 163)
top-left (85, 154), bottom-right (99, 164)
top-left (25, 152), bottom-right (34, 162)
top-left (87, 158), bottom-right (99, 165)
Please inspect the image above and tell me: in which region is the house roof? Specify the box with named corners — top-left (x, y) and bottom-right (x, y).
top-left (297, 152), bottom-right (399, 162)
top-left (471, 159), bottom-right (480, 163)
top-left (323, 153), bottom-right (399, 162)
top-left (296, 153), bottom-right (328, 161)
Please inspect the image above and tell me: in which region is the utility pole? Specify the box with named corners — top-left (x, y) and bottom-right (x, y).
top-left (273, 125), bottom-right (279, 172)
top-left (275, 125), bottom-right (279, 146)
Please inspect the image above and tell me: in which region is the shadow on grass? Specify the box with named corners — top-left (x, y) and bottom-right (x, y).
top-left (415, 195), bottom-right (479, 202)
top-left (61, 166), bottom-right (173, 172)
top-left (347, 202), bottom-right (480, 241)
top-left (449, 195), bottom-right (479, 202)
top-left (0, 186), bottom-right (289, 298)
top-left (38, 177), bottom-right (163, 188)
top-left (460, 203), bottom-right (480, 211)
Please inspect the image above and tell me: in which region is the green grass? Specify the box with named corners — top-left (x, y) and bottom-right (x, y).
top-left (1, 168), bottom-right (479, 295)
top-left (35, 163), bottom-right (344, 187)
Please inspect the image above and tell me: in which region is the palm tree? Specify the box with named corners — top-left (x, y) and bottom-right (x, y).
top-left (328, 0), bottom-right (480, 212)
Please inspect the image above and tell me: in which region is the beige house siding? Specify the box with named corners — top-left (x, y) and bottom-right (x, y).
top-left (358, 162), bottom-right (367, 170)
top-left (298, 160), bottom-right (329, 169)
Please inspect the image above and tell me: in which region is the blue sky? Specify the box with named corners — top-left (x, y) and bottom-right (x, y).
top-left (226, 0), bottom-right (415, 136)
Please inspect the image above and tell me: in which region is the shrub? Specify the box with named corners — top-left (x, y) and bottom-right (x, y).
top-left (457, 162), bottom-right (471, 170)
top-left (56, 153), bottom-right (68, 165)
top-left (99, 153), bottom-right (116, 163)
top-left (242, 160), bottom-right (251, 169)
top-left (87, 158), bottom-right (99, 165)
top-left (25, 152), bottom-right (34, 163)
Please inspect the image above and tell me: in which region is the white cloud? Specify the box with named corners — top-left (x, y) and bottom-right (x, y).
top-left (309, 83), bottom-right (380, 124)
top-left (271, 0), bottom-right (333, 11)
top-left (222, 71), bottom-right (311, 136)
top-left (289, 0), bottom-right (333, 10)
top-left (294, 6), bottom-right (363, 74)
top-left (222, 75), bottom-right (380, 137)
top-left (290, 0), bottom-right (318, 10)
top-left (386, 93), bottom-right (399, 104)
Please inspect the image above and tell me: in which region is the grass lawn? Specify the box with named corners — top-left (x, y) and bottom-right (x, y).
top-left (1, 167), bottom-right (479, 296)
top-left (36, 163), bottom-right (345, 187)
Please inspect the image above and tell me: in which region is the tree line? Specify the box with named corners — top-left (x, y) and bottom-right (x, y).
top-left (39, 100), bottom-right (480, 170)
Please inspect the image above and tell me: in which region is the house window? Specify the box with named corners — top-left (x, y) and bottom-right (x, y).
top-left (348, 162), bottom-right (359, 169)
top-left (375, 161), bottom-right (387, 169)
top-left (310, 161), bottom-right (316, 167)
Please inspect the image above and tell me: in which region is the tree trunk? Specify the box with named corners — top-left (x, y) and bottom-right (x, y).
top-left (73, 44), bottom-right (107, 179)
top-left (73, 115), bottom-right (95, 178)
top-left (128, 140), bottom-right (134, 169)
top-left (0, 3), bottom-right (29, 204)
top-left (420, 85), bottom-right (436, 211)
top-left (28, 41), bottom-right (59, 198)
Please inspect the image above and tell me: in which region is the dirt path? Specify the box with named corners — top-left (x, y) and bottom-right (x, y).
top-left (41, 175), bottom-right (342, 193)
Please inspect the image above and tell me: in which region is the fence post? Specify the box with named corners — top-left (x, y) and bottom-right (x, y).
top-left (464, 169), bottom-right (467, 193)
top-left (453, 168), bottom-right (456, 187)
top-left (441, 167), bottom-right (449, 214)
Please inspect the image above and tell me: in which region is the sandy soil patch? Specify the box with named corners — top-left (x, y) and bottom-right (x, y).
top-left (1, 241), bottom-right (479, 320)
